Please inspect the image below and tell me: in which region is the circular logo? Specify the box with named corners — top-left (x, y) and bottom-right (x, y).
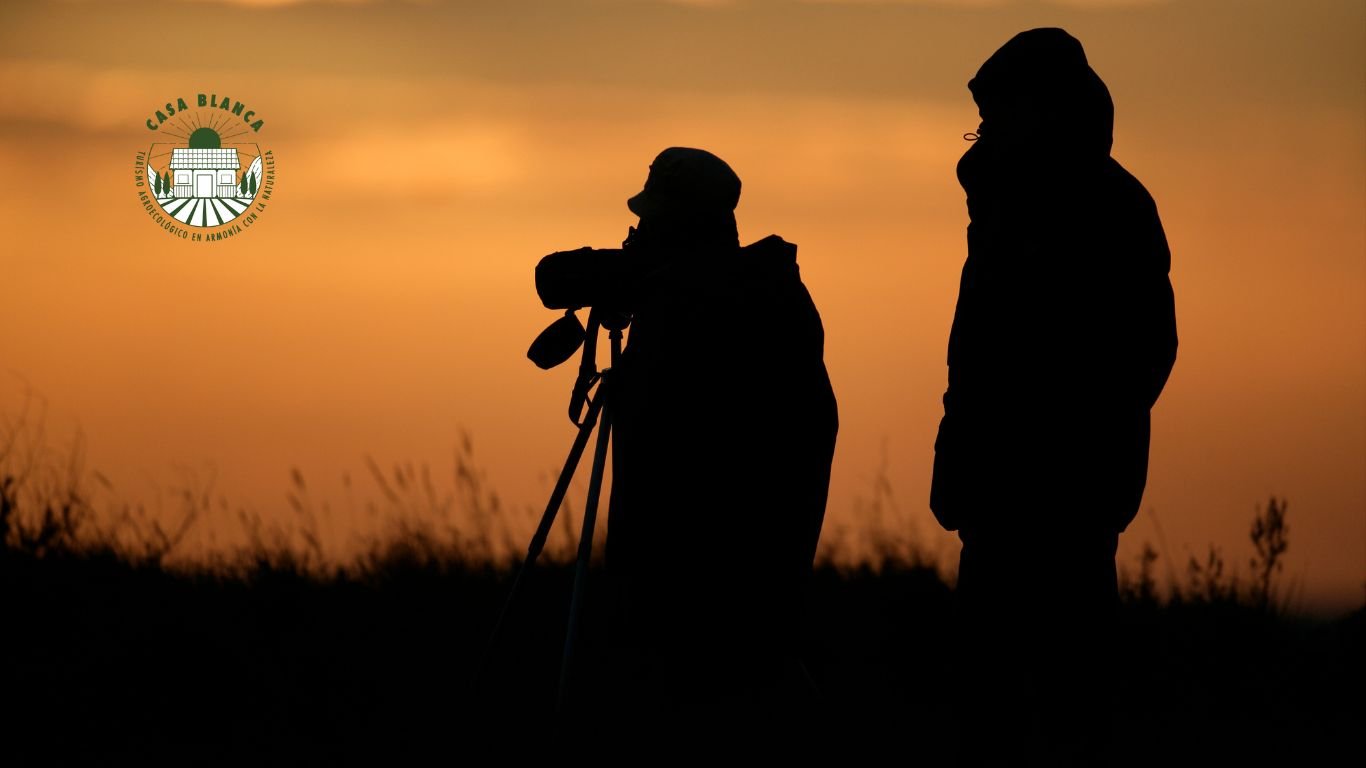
top-left (133, 94), bottom-right (276, 242)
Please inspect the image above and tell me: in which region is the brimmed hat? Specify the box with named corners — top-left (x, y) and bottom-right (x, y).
top-left (627, 147), bottom-right (742, 218)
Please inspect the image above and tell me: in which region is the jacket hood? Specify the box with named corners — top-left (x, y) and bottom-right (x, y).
top-left (968, 28), bottom-right (1114, 159)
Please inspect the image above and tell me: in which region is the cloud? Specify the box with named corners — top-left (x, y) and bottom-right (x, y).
top-left (668, 0), bottom-right (1169, 6)
top-left (82, 0), bottom-right (383, 6)
top-left (1043, 0), bottom-right (1170, 7)
top-left (297, 121), bottom-right (532, 197)
top-left (48, 0), bottom-right (1171, 8)
top-left (0, 59), bottom-right (164, 133)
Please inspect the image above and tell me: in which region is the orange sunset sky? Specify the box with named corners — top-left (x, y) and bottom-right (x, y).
top-left (1, 0), bottom-right (1362, 612)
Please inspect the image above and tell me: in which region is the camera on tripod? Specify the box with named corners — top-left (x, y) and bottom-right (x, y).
top-left (526, 239), bottom-right (635, 373)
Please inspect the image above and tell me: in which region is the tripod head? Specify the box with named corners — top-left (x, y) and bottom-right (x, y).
top-left (530, 228), bottom-right (637, 424)
top-left (527, 306), bottom-right (631, 425)
top-left (527, 307), bottom-right (632, 369)
top-left (598, 309), bottom-right (632, 332)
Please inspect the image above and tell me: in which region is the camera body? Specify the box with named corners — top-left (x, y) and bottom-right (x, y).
top-left (535, 247), bottom-right (632, 312)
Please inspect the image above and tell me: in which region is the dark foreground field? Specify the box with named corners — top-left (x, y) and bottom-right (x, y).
top-left (2, 537), bottom-right (1360, 766)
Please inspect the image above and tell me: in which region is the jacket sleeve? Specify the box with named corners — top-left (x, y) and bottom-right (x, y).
top-left (1137, 204), bottom-right (1178, 410)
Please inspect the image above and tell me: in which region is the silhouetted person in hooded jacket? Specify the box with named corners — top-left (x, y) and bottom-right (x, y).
top-left (537, 148), bottom-right (838, 738)
top-left (929, 29), bottom-right (1177, 766)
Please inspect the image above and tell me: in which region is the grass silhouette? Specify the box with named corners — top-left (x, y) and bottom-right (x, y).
top-left (1, 402), bottom-right (1360, 764)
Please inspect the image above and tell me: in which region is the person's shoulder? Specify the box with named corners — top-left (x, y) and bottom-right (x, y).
top-left (737, 235), bottom-right (803, 288)
top-left (743, 234), bottom-right (798, 265)
top-left (1102, 158), bottom-right (1171, 270)
top-left (1103, 158), bottom-right (1160, 215)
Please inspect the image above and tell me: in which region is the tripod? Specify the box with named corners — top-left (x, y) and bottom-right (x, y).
top-left (479, 308), bottom-right (628, 712)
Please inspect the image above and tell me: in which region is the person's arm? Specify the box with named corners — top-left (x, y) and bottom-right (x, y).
top-left (1138, 210), bottom-right (1178, 409)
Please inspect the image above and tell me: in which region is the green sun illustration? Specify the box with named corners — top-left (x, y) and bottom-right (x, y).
top-left (187, 127), bottom-right (221, 149)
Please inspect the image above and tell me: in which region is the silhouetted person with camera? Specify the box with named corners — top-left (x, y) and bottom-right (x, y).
top-left (929, 29), bottom-right (1178, 766)
top-left (537, 148), bottom-right (838, 741)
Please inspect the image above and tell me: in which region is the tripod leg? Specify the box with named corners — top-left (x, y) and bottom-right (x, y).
top-left (475, 391), bottom-right (605, 691)
top-left (557, 381), bottom-right (612, 713)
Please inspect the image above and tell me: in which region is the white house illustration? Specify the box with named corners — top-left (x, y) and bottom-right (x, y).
top-left (151, 126), bottom-right (262, 228)
top-left (170, 127), bottom-right (242, 198)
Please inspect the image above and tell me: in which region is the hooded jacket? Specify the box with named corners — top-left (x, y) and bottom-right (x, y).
top-left (930, 28), bottom-right (1178, 535)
